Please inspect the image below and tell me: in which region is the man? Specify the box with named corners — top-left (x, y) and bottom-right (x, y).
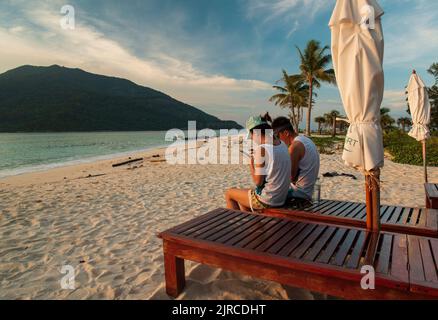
top-left (271, 117), bottom-right (320, 202)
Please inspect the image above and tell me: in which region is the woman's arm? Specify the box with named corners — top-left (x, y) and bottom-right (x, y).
top-left (250, 146), bottom-right (266, 187)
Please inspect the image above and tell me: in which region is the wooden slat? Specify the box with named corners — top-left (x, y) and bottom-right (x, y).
top-left (379, 206), bottom-right (389, 218)
top-left (198, 212), bottom-right (252, 240)
top-left (381, 206), bottom-right (396, 223)
top-left (345, 231), bottom-right (367, 269)
top-left (388, 206), bottom-right (404, 224)
top-left (333, 229), bottom-right (358, 266)
top-left (331, 202), bottom-right (357, 217)
top-left (409, 208), bottom-right (420, 226)
top-left (350, 204), bottom-right (367, 219)
top-left (338, 202), bottom-right (361, 217)
top-left (390, 234), bottom-right (409, 283)
top-left (215, 215), bottom-right (267, 244)
top-left (398, 208), bottom-right (411, 225)
top-left (184, 210), bottom-right (243, 237)
top-left (426, 209), bottom-right (438, 229)
top-left (376, 234), bottom-right (393, 274)
top-left (254, 221), bottom-right (298, 252)
top-left (408, 235), bottom-right (426, 283)
top-left (321, 201), bottom-right (349, 215)
top-left (223, 216), bottom-right (273, 246)
top-left (430, 238), bottom-right (438, 262)
top-left (236, 219), bottom-right (283, 248)
top-left (303, 226), bottom-right (337, 262)
top-left (343, 203), bottom-right (365, 219)
top-left (267, 223), bottom-right (309, 255)
top-left (425, 183), bottom-right (438, 198)
top-left (317, 200), bottom-right (345, 213)
top-left (417, 209), bottom-right (427, 227)
top-left (290, 225), bottom-right (327, 259)
top-left (307, 200), bottom-right (335, 212)
top-left (244, 219), bottom-right (290, 250)
top-left (323, 201), bottom-right (353, 216)
top-left (419, 238), bottom-right (438, 283)
top-left (204, 214), bottom-right (258, 242)
top-left (179, 209), bottom-right (235, 235)
top-left (316, 228), bottom-right (347, 264)
top-left (278, 224), bottom-right (318, 256)
top-left (171, 208), bottom-right (228, 234)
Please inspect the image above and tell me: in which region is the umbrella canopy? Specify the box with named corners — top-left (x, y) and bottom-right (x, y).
top-left (407, 73), bottom-right (431, 142)
top-left (329, 0), bottom-right (385, 171)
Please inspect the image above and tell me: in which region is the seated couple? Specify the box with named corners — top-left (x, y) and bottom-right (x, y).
top-left (225, 113), bottom-right (320, 213)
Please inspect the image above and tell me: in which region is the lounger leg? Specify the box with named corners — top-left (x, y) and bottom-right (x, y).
top-left (164, 245), bottom-right (185, 298)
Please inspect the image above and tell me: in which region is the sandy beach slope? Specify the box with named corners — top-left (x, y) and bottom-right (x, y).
top-left (0, 138), bottom-right (437, 300)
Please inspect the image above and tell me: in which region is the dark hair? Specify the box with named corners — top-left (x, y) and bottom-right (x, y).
top-left (251, 112), bottom-right (272, 135)
top-left (271, 117), bottom-right (295, 134)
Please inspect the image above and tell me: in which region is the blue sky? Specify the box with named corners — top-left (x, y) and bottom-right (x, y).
top-left (0, 0), bottom-right (437, 127)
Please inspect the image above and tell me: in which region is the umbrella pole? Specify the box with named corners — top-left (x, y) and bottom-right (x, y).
top-left (423, 140), bottom-right (428, 183)
top-left (365, 176), bottom-right (373, 230)
top-left (365, 169), bottom-right (381, 232)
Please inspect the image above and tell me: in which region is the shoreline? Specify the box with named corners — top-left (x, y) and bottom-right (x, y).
top-left (0, 143), bottom-right (172, 181)
top-left (0, 135), bottom-right (240, 187)
top-left (0, 132), bottom-right (244, 182)
top-left (0, 143), bottom-right (175, 187)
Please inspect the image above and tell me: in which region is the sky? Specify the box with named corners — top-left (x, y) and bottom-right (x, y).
top-left (0, 0), bottom-right (437, 127)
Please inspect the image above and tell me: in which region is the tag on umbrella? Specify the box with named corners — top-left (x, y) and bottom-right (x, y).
top-left (343, 129), bottom-right (362, 168)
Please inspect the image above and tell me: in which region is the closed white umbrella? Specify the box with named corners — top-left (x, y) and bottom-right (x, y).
top-left (329, 0), bottom-right (385, 231)
top-left (407, 70), bottom-right (431, 182)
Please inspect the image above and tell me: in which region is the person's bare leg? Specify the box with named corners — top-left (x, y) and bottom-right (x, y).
top-left (225, 188), bottom-right (252, 212)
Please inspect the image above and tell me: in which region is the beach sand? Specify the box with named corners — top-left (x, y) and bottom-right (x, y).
top-left (0, 138), bottom-right (437, 300)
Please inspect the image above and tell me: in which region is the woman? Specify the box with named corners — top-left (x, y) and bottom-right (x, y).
top-left (225, 113), bottom-right (291, 212)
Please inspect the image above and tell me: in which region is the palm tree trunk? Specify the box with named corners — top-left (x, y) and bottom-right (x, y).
top-left (332, 117), bottom-right (336, 137)
top-left (290, 106), bottom-right (298, 131)
top-left (318, 123), bottom-right (321, 135)
top-left (306, 79), bottom-right (313, 136)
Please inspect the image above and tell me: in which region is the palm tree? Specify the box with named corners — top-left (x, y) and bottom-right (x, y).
top-left (269, 70), bottom-right (308, 131)
top-left (324, 110), bottom-right (340, 137)
top-left (397, 117), bottom-right (412, 133)
top-left (428, 63), bottom-right (438, 82)
top-left (380, 108), bottom-right (395, 131)
top-left (297, 40), bottom-right (336, 136)
top-left (428, 62), bottom-right (438, 132)
top-left (314, 116), bottom-right (326, 135)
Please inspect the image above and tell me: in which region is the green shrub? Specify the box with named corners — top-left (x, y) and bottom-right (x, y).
top-left (310, 136), bottom-right (345, 155)
top-left (383, 130), bottom-right (438, 167)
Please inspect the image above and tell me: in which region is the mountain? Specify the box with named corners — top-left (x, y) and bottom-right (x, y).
top-left (0, 65), bottom-right (242, 132)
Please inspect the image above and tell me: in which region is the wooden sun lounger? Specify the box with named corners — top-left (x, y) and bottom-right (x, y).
top-left (262, 200), bottom-right (438, 238)
top-left (159, 208), bottom-right (438, 299)
top-left (426, 183), bottom-right (438, 209)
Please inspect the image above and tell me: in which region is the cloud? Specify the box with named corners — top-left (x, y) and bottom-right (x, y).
top-left (384, 1), bottom-right (438, 68)
top-left (0, 2), bottom-right (273, 124)
top-left (244, 0), bottom-right (331, 35)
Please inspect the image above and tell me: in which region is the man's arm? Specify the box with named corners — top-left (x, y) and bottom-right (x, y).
top-left (290, 141), bottom-right (305, 183)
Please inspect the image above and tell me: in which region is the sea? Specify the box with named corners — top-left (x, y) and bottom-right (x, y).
top-left (0, 131), bottom-right (177, 179)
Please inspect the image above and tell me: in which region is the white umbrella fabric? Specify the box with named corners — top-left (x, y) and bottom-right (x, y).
top-left (407, 71), bottom-right (431, 182)
top-left (329, 0), bottom-right (385, 231)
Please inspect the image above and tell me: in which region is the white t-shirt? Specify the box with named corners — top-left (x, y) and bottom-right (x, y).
top-left (256, 141), bottom-right (291, 207)
top-left (290, 135), bottom-right (320, 200)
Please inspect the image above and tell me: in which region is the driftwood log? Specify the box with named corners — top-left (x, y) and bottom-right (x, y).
top-left (112, 158), bottom-right (144, 168)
